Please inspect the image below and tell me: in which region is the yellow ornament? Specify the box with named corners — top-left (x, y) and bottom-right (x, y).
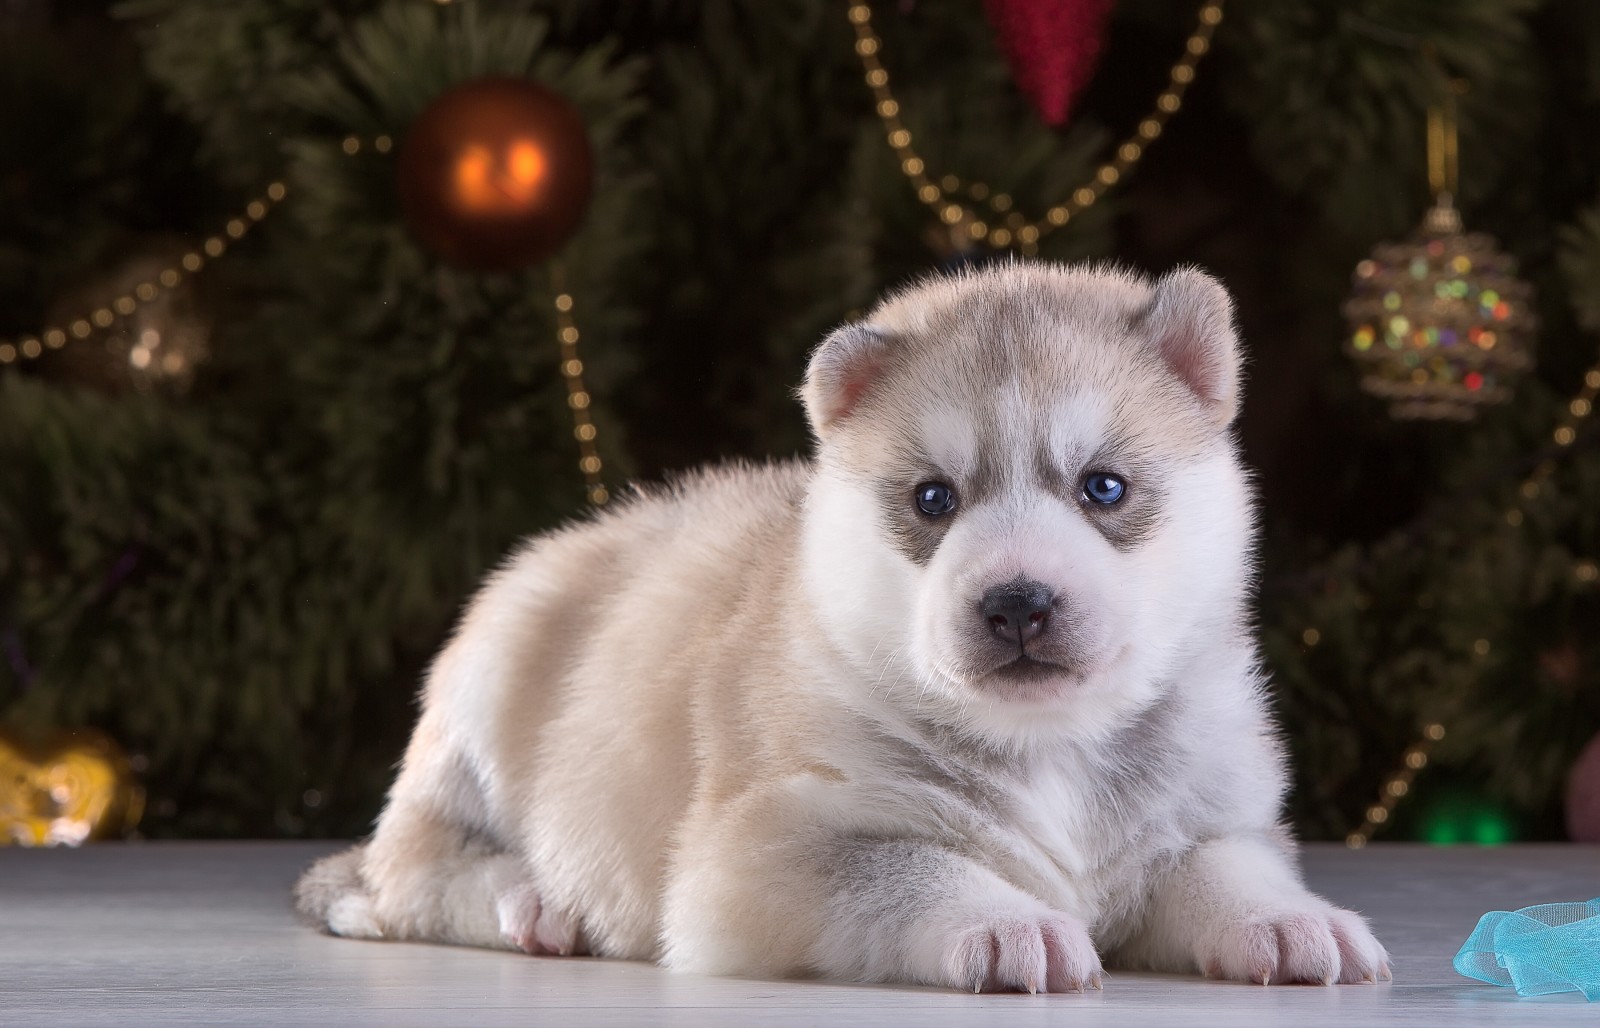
top-left (0, 729), bottom-right (143, 846)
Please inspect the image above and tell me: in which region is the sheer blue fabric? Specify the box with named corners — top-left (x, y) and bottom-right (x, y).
top-left (1453, 897), bottom-right (1600, 1000)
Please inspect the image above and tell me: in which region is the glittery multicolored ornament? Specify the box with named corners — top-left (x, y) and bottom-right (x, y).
top-left (1342, 71), bottom-right (1535, 420)
top-left (1343, 200), bottom-right (1535, 420)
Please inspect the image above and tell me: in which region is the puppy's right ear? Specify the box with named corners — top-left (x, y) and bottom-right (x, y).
top-left (801, 322), bottom-right (893, 440)
top-left (1138, 268), bottom-right (1243, 427)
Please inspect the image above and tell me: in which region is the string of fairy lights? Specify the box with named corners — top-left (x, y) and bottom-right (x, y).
top-left (1339, 358), bottom-right (1600, 847)
top-left (0, 134), bottom-right (608, 508)
top-left (848, 0), bottom-right (1225, 255)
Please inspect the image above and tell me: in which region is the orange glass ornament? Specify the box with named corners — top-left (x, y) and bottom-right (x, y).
top-left (398, 77), bottom-right (593, 271)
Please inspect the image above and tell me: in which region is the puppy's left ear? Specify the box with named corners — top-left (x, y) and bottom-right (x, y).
top-left (1139, 268), bottom-right (1243, 426)
top-left (801, 321), bottom-right (893, 441)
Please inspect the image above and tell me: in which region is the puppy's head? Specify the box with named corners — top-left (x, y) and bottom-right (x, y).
top-left (799, 262), bottom-right (1253, 745)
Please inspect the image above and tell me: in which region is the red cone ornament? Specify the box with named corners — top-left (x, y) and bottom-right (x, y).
top-left (983, 0), bottom-right (1116, 126)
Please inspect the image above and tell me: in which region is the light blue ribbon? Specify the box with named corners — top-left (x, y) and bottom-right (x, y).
top-left (1453, 897), bottom-right (1600, 1001)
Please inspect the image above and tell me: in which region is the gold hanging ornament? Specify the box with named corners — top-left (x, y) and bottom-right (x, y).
top-left (49, 250), bottom-right (212, 393)
top-left (1343, 75), bottom-right (1535, 420)
top-left (0, 727), bottom-right (144, 846)
top-left (114, 256), bottom-right (209, 392)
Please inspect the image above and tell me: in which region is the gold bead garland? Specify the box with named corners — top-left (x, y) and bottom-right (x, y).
top-left (0, 135), bottom-right (412, 367)
top-left (340, 134), bottom-right (395, 156)
top-left (1490, 356), bottom-right (1598, 507)
top-left (1343, 542), bottom-right (1600, 848)
top-left (549, 264), bottom-right (608, 507)
top-left (1336, 360), bottom-right (1600, 847)
top-left (848, 0), bottom-right (1225, 255)
top-left (1346, 723), bottom-right (1446, 849)
top-left (0, 181), bottom-right (288, 367)
top-left (2, 129), bottom-right (608, 508)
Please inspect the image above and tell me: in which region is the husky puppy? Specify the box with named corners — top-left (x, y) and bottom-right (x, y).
top-left (297, 262), bottom-right (1389, 992)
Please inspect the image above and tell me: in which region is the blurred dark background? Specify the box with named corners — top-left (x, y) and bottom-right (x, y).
top-left (2, 0), bottom-right (1598, 844)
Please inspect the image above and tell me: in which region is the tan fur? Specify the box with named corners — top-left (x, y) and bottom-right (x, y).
top-left (297, 262), bottom-right (1389, 992)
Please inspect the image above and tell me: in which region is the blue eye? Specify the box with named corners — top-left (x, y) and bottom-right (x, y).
top-left (915, 482), bottom-right (956, 516)
top-left (1083, 473), bottom-right (1126, 505)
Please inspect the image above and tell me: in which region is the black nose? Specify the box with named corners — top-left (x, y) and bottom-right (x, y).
top-left (980, 580), bottom-right (1054, 646)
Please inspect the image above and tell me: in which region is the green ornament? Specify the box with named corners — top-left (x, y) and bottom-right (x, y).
top-left (1418, 791), bottom-right (1517, 846)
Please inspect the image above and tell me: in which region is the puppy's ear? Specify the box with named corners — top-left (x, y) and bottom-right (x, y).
top-left (1138, 268), bottom-right (1243, 426)
top-left (802, 322), bottom-right (893, 439)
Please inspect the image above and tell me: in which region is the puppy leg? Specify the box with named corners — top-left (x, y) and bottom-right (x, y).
top-left (820, 838), bottom-right (1105, 993)
top-left (1123, 836), bottom-right (1390, 985)
top-left (364, 809), bottom-right (574, 953)
top-left (664, 833), bottom-right (1102, 993)
top-left (298, 720), bottom-right (579, 955)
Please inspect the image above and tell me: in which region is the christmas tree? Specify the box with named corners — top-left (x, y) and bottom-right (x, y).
top-left (2, 0), bottom-right (1597, 842)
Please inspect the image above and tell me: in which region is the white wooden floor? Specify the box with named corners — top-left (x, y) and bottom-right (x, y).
top-left (2, 842), bottom-right (1596, 1025)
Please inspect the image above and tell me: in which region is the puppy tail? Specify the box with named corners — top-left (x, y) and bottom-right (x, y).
top-left (294, 844), bottom-right (385, 940)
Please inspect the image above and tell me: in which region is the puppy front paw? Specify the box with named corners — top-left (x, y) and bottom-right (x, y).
top-left (945, 910), bottom-right (1103, 993)
top-left (1201, 906), bottom-right (1389, 985)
